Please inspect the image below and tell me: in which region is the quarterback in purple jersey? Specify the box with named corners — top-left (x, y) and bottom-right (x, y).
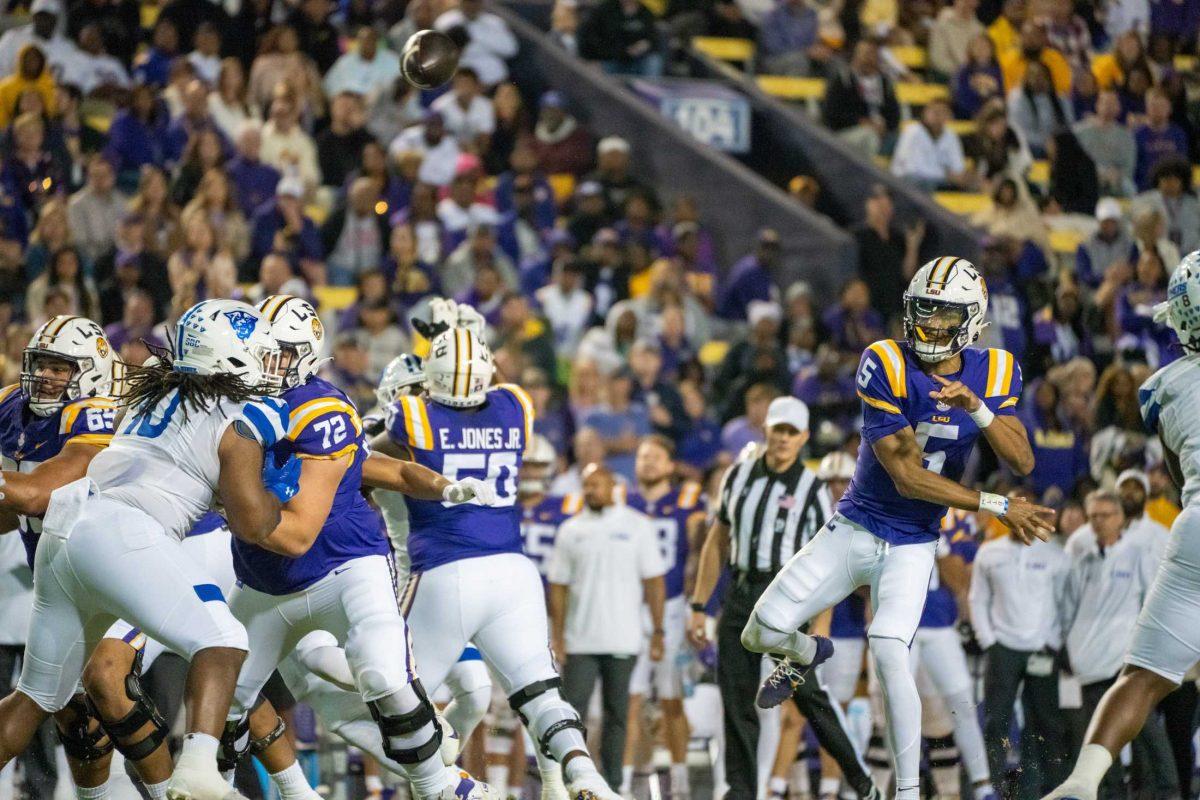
top-left (226, 295), bottom-right (495, 800)
top-left (623, 435), bottom-right (705, 798)
top-left (741, 258), bottom-right (1054, 800)
top-left (377, 324), bottom-right (622, 800)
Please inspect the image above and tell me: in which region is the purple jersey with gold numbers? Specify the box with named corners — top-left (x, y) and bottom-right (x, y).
top-left (839, 340), bottom-right (1022, 544)
top-left (521, 493), bottom-right (579, 577)
top-left (232, 376), bottom-right (387, 595)
top-left (386, 384), bottom-right (534, 572)
top-left (0, 384), bottom-right (115, 567)
top-left (626, 483), bottom-right (705, 599)
top-left (920, 508), bottom-right (980, 628)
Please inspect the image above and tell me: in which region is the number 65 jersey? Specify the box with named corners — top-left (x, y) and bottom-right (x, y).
top-left (839, 339), bottom-right (1022, 545)
top-left (385, 383), bottom-right (533, 573)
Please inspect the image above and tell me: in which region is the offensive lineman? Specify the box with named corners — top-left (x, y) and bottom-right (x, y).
top-left (226, 294), bottom-right (496, 800)
top-left (0, 298), bottom-right (298, 800)
top-left (622, 435), bottom-right (704, 799)
top-left (741, 258), bottom-right (1055, 800)
top-left (376, 326), bottom-right (622, 800)
top-left (1045, 252), bottom-right (1200, 800)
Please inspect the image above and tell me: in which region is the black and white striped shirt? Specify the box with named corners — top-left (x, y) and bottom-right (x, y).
top-left (716, 450), bottom-right (831, 575)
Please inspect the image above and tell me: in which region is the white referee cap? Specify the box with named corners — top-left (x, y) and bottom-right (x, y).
top-left (1115, 468), bottom-right (1150, 494)
top-left (765, 396), bottom-right (809, 433)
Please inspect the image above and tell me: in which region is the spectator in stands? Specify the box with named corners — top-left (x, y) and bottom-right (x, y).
top-left (720, 380), bottom-right (776, 453)
top-left (324, 331), bottom-right (376, 407)
top-left (1133, 90), bottom-right (1189, 191)
top-left (1029, 286), bottom-right (1094, 388)
top-left (1042, 0), bottom-right (1091, 71)
top-left (715, 226), bottom-right (782, 321)
top-left (1006, 59), bottom-right (1073, 158)
top-left (167, 214), bottom-right (237, 298)
top-left (317, 92), bottom-right (375, 189)
top-left (103, 288), bottom-right (163, 358)
top-left (244, 251), bottom-right (309, 304)
top-left (549, 0), bottom-right (579, 55)
top-left (227, 122), bottom-right (281, 219)
top-left (852, 183), bottom-right (922, 323)
top-left (929, 0), bottom-right (984, 78)
top-left (953, 34), bottom-right (1004, 118)
top-left (1114, 247), bottom-right (1172, 365)
top-left (579, 0), bottom-right (663, 76)
top-left (207, 59), bottom-right (259, 142)
top-left (1130, 205), bottom-right (1180, 275)
top-left (431, 67), bottom-right (496, 153)
top-left (128, 166), bottom-right (181, 260)
top-left (389, 110), bottom-right (461, 187)
top-left (494, 291), bottom-right (558, 378)
top-left (443, 223), bottom-right (519, 299)
top-left (987, 0), bottom-right (1025, 54)
top-left (249, 175), bottom-right (324, 282)
top-left (587, 137), bottom-right (654, 219)
top-left (435, 0), bottom-right (519, 87)
top-left (0, 0), bottom-right (77, 83)
top-left (381, 222), bottom-right (438, 307)
top-left (131, 18), bottom-right (179, 88)
top-left (0, 44), bottom-right (57, 130)
top-left (584, 368), bottom-right (653, 480)
top-left (531, 91), bottom-right (594, 176)
top-left (1091, 29), bottom-right (1151, 91)
top-left (756, 0), bottom-right (829, 76)
top-left (999, 19), bottom-right (1072, 95)
top-left (890, 97), bottom-right (972, 190)
top-left (183, 170), bottom-right (250, 264)
top-left (288, 0), bottom-right (341, 73)
top-left (1076, 198), bottom-right (1133, 288)
top-left (262, 89), bottom-right (321, 190)
top-left (821, 39), bottom-right (899, 159)
top-left (323, 27), bottom-right (400, 103)
top-left (628, 337), bottom-right (687, 440)
top-left (103, 84), bottom-right (169, 183)
top-left (967, 100), bottom-right (1033, 186)
top-left (321, 177), bottom-right (389, 286)
top-left (248, 26), bottom-right (323, 114)
top-left (675, 379), bottom-right (721, 472)
top-left (538, 256), bottom-right (594, 357)
top-left (367, 77), bottom-right (424, 149)
top-left (2, 111), bottom-right (65, 215)
top-left (62, 23), bottom-right (128, 98)
top-left (485, 83), bottom-right (529, 175)
top-left (1103, 0), bottom-right (1150, 42)
top-left (26, 246), bottom-right (100, 323)
top-left (1132, 157), bottom-right (1200, 256)
top-left (67, 155), bottom-right (126, 267)
top-left (713, 299), bottom-right (790, 413)
top-left (94, 213), bottom-right (169, 318)
top-left (1074, 90), bottom-right (1137, 197)
top-left (438, 163), bottom-right (501, 247)
top-left (822, 278), bottom-right (885, 353)
top-left (171, 128), bottom-right (227, 207)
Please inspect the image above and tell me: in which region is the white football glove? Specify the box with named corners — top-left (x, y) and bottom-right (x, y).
top-left (455, 303), bottom-right (486, 336)
top-left (428, 297), bottom-right (460, 332)
top-left (442, 477), bottom-right (498, 506)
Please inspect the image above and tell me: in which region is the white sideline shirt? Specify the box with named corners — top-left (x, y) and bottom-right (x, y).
top-left (547, 503), bottom-right (666, 656)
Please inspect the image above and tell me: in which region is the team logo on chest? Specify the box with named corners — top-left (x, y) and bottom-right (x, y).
top-left (935, 400), bottom-right (951, 412)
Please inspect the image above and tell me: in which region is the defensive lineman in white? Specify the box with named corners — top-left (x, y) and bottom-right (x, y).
top-left (1045, 251), bottom-right (1200, 800)
top-left (375, 325), bottom-right (622, 800)
top-left (741, 259), bottom-right (1055, 800)
top-left (0, 298), bottom-right (299, 800)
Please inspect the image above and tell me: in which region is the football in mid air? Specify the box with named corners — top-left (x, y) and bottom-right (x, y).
top-left (401, 29), bottom-right (460, 90)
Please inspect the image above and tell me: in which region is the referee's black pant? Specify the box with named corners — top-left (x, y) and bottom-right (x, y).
top-left (717, 574), bottom-right (875, 800)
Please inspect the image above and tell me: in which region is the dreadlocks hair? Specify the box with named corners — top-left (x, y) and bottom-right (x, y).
top-left (118, 340), bottom-right (268, 420)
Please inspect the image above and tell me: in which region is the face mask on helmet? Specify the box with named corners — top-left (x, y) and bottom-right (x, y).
top-left (21, 350), bottom-right (83, 416)
top-left (246, 342), bottom-right (286, 394)
top-left (273, 341), bottom-right (310, 389)
top-left (904, 297), bottom-right (973, 361)
top-left (519, 460), bottom-right (553, 495)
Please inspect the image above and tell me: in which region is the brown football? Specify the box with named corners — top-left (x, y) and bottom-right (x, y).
top-left (401, 29), bottom-right (461, 90)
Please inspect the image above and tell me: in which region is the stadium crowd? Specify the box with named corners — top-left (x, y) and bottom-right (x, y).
top-left (0, 0), bottom-right (1197, 798)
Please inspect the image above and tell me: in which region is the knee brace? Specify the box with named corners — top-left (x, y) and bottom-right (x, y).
top-left (248, 715), bottom-right (287, 758)
top-left (89, 658), bottom-right (168, 763)
top-left (57, 695), bottom-right (115, 763)
top-left (508, 678), bottom-right (587, 760)
top-left (368, 678), bottom-right (443, 765)
top-left (925, 734), bottom-right (959, 770)
top-left (218, 715), bottom-right (249, 773)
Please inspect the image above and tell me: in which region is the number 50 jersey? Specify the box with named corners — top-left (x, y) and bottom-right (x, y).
top-left (839, 339), bottom-right (1022, 544)
top-left (385, 384), bottom-right (533, 573)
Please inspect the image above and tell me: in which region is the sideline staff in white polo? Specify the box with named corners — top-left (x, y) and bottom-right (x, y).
top-left (548, 463), bottom-right (667, 790)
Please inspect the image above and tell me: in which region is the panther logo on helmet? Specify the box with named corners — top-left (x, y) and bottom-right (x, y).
top-left (224, 309), bottom-right (259, 341)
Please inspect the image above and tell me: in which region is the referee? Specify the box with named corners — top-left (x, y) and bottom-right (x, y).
top-left (688, 397), bottom-right (878, 800)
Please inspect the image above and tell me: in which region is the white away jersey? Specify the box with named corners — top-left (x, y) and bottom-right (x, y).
top-left (88, 389), bottom-right (288, 540)
top-left (1140, 353), bottom-right (1200, 508)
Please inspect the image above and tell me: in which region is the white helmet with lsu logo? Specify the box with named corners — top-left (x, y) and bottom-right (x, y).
top-left (22, 315), bottom-right (116, 416)
top-left (255, 294), bottom-right (330, 389)
top-left (903, 256), bottom-right (989, 363)
top-left (424, 327), bottom-right (495, 408)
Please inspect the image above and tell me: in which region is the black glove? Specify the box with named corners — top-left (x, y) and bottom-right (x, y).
top-left (958, 620), bottom-right (982, 656)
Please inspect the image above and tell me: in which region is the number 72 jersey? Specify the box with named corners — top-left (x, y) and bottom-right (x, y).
top-left (385, 384), bottom-right (534, 573)
top-left (838, 339), bottom-right (1022, 544)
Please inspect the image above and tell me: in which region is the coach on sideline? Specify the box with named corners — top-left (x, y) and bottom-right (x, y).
top-left (687, 397), bottom-right (879, 800)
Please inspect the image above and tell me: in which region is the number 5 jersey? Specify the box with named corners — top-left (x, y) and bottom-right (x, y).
top-left (385, 383), bottom-right (533, 573)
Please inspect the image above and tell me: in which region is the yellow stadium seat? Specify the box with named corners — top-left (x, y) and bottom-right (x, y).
top-left (895, 82), bottom-right (950, 106)
top-left (1175, 55), bottom-right (1197, 72)
top-left (934, 192), bottom-right (990, 215)
top-left (1028, 160), bottom-right (1049, 185)
top-left (901, 118), bottom-right (976, 135)
top-left (548, 173), bottom-right (576, 204)
top-left (85, 114), bottom-right (112, 134)
top-left (891, 45), bottom-right (927, 70)
top-left (1050, 229), bottom-right (1084, 254)
top-left (304, 203), bottom-right (329, 226)
top-left (1193, 165), bottom-right (1200, 185)
top-left (691, 37), bottom-right (755, 62)
top-left (698, 340), bottom-right (730, 367)
top-left (312, 286), bottom-right (358, 312)
top-left (756, 75), bottom-right (826, 100)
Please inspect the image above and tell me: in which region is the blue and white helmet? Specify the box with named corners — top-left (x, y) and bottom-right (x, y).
top-left (172, 299), bottom-right (284, 393)
top-left (376, 353), bottom-right (424, 407)
top-left (1161, 251), bottom-right (1200, 353)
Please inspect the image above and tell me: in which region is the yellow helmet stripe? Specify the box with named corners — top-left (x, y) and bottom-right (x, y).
top-left (464, 328), bottom-right (474, 399)
top-left (266, 295), bottom-right (298, 322)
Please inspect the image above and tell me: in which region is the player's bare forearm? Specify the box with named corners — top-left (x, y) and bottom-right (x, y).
top-left (361, 453), bottom-right (448, 500)
top-left (368, 431), bottom-right (410, 460)
top-left (643, 575), bottom-right (665, 630)
top-left (938, 553), bottom-right (970, 611)
top-left (0, 443), bottom-right (102, 516)
top-left (690, 520), bottom-right (730, 607)
top-left (981, 415), bottom-right (1034, 476)
top-left (548, 583), bottom-right (568, 644)
top-left (873, 427), bottom-right (981, 511)
top-left (217, 426), bottom-right (282, 545)
top-left (682, 512), bottom-right (705, 597)
top-left (257, 456), bottom-right (350, 558)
